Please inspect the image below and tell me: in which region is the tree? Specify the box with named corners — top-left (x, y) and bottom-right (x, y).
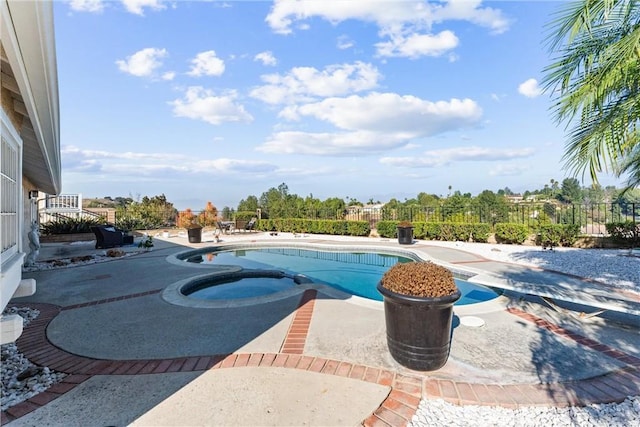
top-left (442, 191), bottom-right (470, 222)
top-left (199, 201), bottom-right (218, 226)
top-left (417, 192), bottom-right (440, 206)
top-left (559, 177), bottom-right (583, 204)
top-left (221, 206), bottom-right (234, 220)
top-left (321, 197), bottom-right (346, 218)
top-left (474, 190), bottom-right (509, 224)
top-left (583, 184), bottom-right (605, 204)
top-left (237, 196), bottom-right (259, 213)
top-left (117, 193), bottom-right (176, 229)
top-left (543, 0), bottom-right (640, 191)
top-left (259, 184), bottom-right (289, 218)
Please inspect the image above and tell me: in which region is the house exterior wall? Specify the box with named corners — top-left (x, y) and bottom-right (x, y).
top-left (1, 0), bottom-right (60, 343)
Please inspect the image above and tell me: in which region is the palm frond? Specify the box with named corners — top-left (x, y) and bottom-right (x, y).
top-left (543, 0), bottom-right (640, 185)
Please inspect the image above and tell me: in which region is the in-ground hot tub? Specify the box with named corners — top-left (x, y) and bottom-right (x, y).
top-left (181, 269), bottom-right (314, 300)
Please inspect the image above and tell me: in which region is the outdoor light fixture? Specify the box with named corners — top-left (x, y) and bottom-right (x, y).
top-left (28, 190), bottom-right (38, 199)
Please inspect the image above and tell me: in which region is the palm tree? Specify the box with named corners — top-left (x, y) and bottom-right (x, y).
top-left (542, 0), bottom-right (639, 191)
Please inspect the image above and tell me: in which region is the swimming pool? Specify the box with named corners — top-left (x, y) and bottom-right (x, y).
top-left (179, 247), bottom-right (500, 305)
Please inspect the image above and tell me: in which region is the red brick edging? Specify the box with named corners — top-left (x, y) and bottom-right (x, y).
top-left (3, 291), bottom-right (639, 426)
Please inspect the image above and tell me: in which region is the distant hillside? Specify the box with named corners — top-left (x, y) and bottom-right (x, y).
top-left (83, 197), bottom-right (131, 208)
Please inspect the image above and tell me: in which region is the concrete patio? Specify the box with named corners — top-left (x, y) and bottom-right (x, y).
top-left (2, 231), bottom-right (639, 426)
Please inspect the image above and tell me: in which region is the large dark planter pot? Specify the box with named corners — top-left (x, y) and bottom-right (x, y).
top-left (377, 283), bottom-right (461, 371)
top-left (187, 227), bottom-right (203, 243)
top-left (397, 226), bottom-right (413, 245)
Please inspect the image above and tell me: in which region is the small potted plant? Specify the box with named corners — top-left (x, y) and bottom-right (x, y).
top-left (377, 261), bottom-right (461, 371)
top-left (396, 220), bottom-right (414, 245)
top-left (184, 220), bottom-right (203, 243)
top-left (178, 209), bottom-right (203, 243)
top-left (138, 235), bottom-right (154, 251)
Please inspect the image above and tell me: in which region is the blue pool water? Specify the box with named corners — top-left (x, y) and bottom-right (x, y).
top-left (184, 247), bottom-right (499, 305)
top-left (187, 276), bottom-right (296, 300)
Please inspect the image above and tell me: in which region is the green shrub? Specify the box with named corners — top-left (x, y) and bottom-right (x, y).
top-left (495, 223), bottom-right (529, 244)
top-left (256, 219), bottom-right (369, 236)
top-left (375, 221), bottom-right (397, 238)
top-left (377, 221), bottom-right (489, 242)
top-left (536, 224), bottom-right (581, 248)
top-left (419, 223), bottom-right (441, 240)
top-left (438, 223), bottom-right (460, 241)
top-left (115, 217), bottom-right (145, 231)
top-left (40, 216), bottom-right (104, 235)
top-left (561, 224), bottom-right (581, 246)
top-left (235, 211), bottom-right (257, 221)
top-left (469, 224), bottom-right (491, 243)
top-left (606, 221), bottom-right (640, 247)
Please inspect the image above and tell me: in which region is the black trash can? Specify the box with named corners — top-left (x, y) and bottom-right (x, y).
top-left (377, 282), bottom-right (461, 371)
top-left (397, 226), bottom-right (413, 245)
top-left (187, 226), bottom-right (203, 243)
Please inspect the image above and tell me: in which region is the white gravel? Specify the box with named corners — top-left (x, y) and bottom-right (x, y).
top-left (420, 241), bottom-right (640, 293)
top-left (1, 307), bottom-right (66, 411)
top-left (409, 396), bottom-right (640, 427)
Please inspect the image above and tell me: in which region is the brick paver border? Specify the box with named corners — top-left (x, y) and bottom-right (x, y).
top-left (2, 288), bottom-right (639, 426)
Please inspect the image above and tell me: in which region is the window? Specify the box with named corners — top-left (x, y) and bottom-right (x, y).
top-left (1, 112), bottom-right (22, 264)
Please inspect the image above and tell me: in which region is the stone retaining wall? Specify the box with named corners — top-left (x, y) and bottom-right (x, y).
top-left (40, 233), bottom-right (95, 243)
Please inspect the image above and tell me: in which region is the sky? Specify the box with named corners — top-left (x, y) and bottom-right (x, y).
top-left (54, 0), bottom-right (626, 211)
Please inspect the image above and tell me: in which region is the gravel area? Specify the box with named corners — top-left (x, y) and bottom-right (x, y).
top-left (421, 241), bottom-right (640, 293)
top-left (1, 307), bottom-right (66, 411)
top-left (409, 396), bottom-right (640, 427)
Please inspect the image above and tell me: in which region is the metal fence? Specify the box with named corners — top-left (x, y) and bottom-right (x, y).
top-left (38, 194), bottom-right (105, 224)
top-left (62, 202), bottom-right (637, 236)
top-left (260, 203), bottom-right (638, 236)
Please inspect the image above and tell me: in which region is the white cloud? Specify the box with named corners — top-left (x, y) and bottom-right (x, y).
top-left (161, 71), bottom-right (175, 81)
top-left (337, 35), bottom-right (354, 50)
top-left (380, 146), bottom-right (534, 168)
top-left (62, 145), bottom-right (276, 176)
top-left (250, 61), bottom-right (381, 105)
top-left (258, 94), bottom-right (483, 156)
top-left (287, 93), bottom-right (482, 134)
top-left (169, 86), bottom-right (253, 125)
top-left (432, 0), bottom-right (511, 35)
top-left (121, 0), bottom-right (166, 16)
top-left (375, 30), bottom-right (459, 58)
top-left (115, 48), bottom-right (168, 77)
top-left (254, 51), bottom-right (277, 66)
top-left (193, 158), bottom-right (277, 174)
top-left (266, 1), bottom-right (426, 35)
top-left (69, 0), bottom-right (105, 13)
top-left (63, 144), bottom-right (177, 161)
top-left (518, 78), bottom-right (542, 98)
top-left (265, 0), bottom-right (511, 58)
top-left (489, 163), bottom-right (530, 176)
top-left (187, 51), bottom-right (225, 77)
top-left (258, 131), bottom-right (408, 156)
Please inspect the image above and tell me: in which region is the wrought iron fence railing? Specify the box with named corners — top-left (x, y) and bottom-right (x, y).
top-left (56, 202), bottom-right (637, 236)
top-left (258, 203), bottom-right (638, 236)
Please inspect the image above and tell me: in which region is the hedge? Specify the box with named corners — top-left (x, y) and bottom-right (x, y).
top-left (257, 219), bottom-right (370, 236)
